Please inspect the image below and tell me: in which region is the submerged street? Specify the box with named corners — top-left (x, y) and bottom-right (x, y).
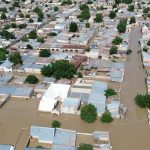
top-left (0, 26), bottom-right (150, 150)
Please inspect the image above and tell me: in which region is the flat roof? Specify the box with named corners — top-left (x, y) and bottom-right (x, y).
top-left (30, 126), bottom-right (55, 144)
top-left (53, 128), bottom-right (76, 147)
top-left (0, 85), bottom-right (33, 98)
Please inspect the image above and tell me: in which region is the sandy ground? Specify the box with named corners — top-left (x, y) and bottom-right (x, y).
top-left (0, 26), bottom-right (150, 150)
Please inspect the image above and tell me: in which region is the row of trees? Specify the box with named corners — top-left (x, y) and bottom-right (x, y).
top-left (80, 104), bottom-right (113, 123)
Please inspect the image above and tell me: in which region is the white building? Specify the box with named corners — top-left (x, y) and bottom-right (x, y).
top-left (38, 83), bottom-right (70, 112)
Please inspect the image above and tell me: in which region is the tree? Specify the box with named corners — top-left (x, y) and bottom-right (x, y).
top-left (1, 13), bottom-right (6, 20)
top-left (18, 24), bottom-right (27, 29)
top-left (115, 0), bottom-right (121, 4)
top-left (80, 104), bottom-right (97, 123)
top-left (37, 37), bottom-right (44, 43)
top-left (41, 65), bottom-right (53, 77)
top-left (143, 7), bottom-right (150, 13)
top-left (54, 6), bottom-right (59, 11)
top-left (128, 5), bottom-right (134, 12)
top-left (0, 30), bottom-right (16, 40)
top-left (109, 45), bottom-right (118, 55)
top-left (117, 18), bottom-right (127, 33)
top-left (100, 111), bottom-right (113, 123)
top-left (112, 36), bottom-right (123, 45)
top-left (26, 75), bottom-right (39, 84)
top-left (147, 39), bottom-right (150, 46)
top-left (129, 16), bottom-right (136, 24)
top-left (27, 44), bottom-right (33, 49)
top-left (85, 22), bottom-right (90, 28)
top-left (94, 13), bottom-right (103, 23)
top-left (69, 22), bottom-right (78, 32)
top-left (39, 49), bottom-right (51, 57)
top-left (11, 23), bottom-right (17, 28)
top-left (105, 88), bottom-right (117, 97)
top-left (127, 49), bottom-right (132, 55)
top-left (79, 4), bottom-right (90, 20)
top-left (29, 18), bottom-right (34, 23)
top-left (143, 47), bottom-right (148, 52)
top-left (8, 52), bottom-right (22, 65)
top-left (49, 32), bottom-right (57, 36)
top-left (80, 4), bottom-right (89, 10)
top-left (109, 11), bottom-right (116, 19)
top-left (122, 0), bottom-right (132, 4)
top-left (41, 60), bottom-right (76, 79)
top-left (78, 143), bottom-right (93, 150)
top-left (28, 30), bottom-right (37, 39)
top-left (134, 94), bottom-right (150, 108)
top-left (51, 120), bottom-right (61, 128)
top-left (0, 48), bottom-right (7, 61)
top-left (77, 72), bottom-right (82, 78)
top-left (79, 9), bottom-right (90, 20)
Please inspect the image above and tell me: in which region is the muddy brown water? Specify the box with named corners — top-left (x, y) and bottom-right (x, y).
top-left (0, 26), bottom-right (150, 150)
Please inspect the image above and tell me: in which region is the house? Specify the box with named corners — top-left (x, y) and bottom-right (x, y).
top-left (61, 97), bottom-right (80, 114)
top-left (38, 83), bottom-right (70, 112)
top-left (88, 81), bottom-right (108, 116)
top-left (30, 126), bottom-right (55, 147)
top-left (0, 60), bottom-right (13, 72)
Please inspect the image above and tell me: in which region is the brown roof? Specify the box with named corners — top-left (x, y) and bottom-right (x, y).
top-left (62, 44), bottom-right (85, 49)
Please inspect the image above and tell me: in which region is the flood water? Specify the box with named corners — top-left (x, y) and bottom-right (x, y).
top-left (0, 26), bottom-right (150, 150)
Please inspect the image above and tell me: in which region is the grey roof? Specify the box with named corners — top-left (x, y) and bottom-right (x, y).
top-left (0, 59), bottom-right (13, 68)
top-left (30, 126), bottom-right (55, 143)
top-left (22, 55), bottom-right (37, 64)
top-left (0, 73), bottom-right (13, 83)
top-left (42, 77), bottom-right (55, 84)
top-left (62, 98), bottom-right (80, 108)
top-left (53, 128), bottom-right (76, 147)
top-left (0, 144), bottom-right (14, 150)
top-left (52, 145), bottom-right (77, 150)
top-left (110, 69), bottom-right (124, 83)
top-left (88, 81), bottom-right (107, 115)
top-left (0, 85), bottom-right (33, 98)
top-left (69, 92), bottom-right (89, 103)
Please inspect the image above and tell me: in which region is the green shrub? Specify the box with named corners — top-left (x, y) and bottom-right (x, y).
top-left (80, 104), bottom-right (97, 123)
top-left (51, 120), bottom-right (61, 128)
top-left (100, 111), bottom-right (113, 123)
top-left (26, 75), bottom-right (39, 84)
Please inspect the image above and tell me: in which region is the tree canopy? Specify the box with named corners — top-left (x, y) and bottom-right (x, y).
top-left (51, 120), bottom-right (61, 128)
top-left (41, 60), bottom-right (76, 79)
top-left (39, 49), bottom-right (51, 57)
top-left (0, 48), bottom-right (7, 61)
top-left (112, 36), bottom-right (123, 45)
top-left (109, 11), bottom-right (116, 19)
top-left (26, 75), bottom-right (39, 84)
top-left (134, 94), bottom-right (150, 108)
top-left (100, 111), bottom-right (113, 123)
top-left (80, 104), bottom-right (97, 123)
top-left (94, 13), bottom-right (103, 23)
top-left (28, 30), bottom-right (37, 39)
top-left (129, 16), bottom-right (136, 24)
top-left (78, 143), bottom-right (93, 150)
top-left (117, 18), bottom-right (127, 33)
top-left (0, 30), bottom-right (16, 40)
top-left (69, 22), bottom-right (78, 32)
top-left (109, 45), bottom-right (118, 55)
top-left (105, 88), bottom-right (117, 98)
top-left (8, 52), bottom-right (22, 65)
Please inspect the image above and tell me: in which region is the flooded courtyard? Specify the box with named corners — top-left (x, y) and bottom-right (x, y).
top-left (0, 26), bottom-right (150, 150)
